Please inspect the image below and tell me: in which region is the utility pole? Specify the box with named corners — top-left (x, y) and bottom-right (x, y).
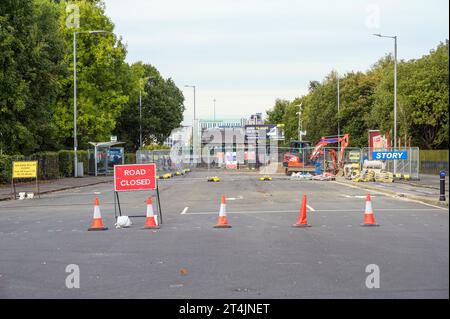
top-left (296, 103), bottom-right (303, 141)
top-left (337, 74), bottom-right (340, 150)
top-left (373, 33), bottom-right (398, 173)
top-left (139, 89), bottom-right (142, 149)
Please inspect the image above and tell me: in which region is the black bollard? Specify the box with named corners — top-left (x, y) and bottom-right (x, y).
top-left (439, 171), bottom-right (446, 201)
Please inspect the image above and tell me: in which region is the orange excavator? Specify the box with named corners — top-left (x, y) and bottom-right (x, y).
top-left (309, 134), bottom-right (349, 174)
top-left (282, 134), bottom-right (349, 175)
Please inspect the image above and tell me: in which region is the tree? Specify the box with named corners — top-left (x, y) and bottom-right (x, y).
top-left (52, 0), bottom-right (130, 149)
top-left (0, 0), bottom-right (66, 155)
top-left (114, 63), bottom-right (185, 151)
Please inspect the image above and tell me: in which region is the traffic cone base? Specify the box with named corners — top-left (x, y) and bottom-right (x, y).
top-left (360, 223), bottom-right (379, 227)
top-left (88, 225), bottom-right (108, 231)
top-left (292, 223), bottom-right (311, 228)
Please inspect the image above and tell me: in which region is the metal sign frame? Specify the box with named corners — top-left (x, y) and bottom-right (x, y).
top-left (11, 160), bottom-right (40, 200)
top-left (112, 163), bottom-right (163, 224)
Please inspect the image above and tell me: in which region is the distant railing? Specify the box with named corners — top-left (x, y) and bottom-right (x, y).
top-left (420, 150), bottom-right (449, 175)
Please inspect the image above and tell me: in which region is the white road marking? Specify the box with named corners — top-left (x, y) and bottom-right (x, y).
top-left (225, 196), bottom-right (244, 201)
top-left (180, 207), bottom-right (189, 215)
top-left (306, 204), bottom-right (316, 211)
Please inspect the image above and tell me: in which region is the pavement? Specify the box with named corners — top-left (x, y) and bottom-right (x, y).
top-left (0, 169), bottom-right (448, 298)
top-left (0, 176), bottom-right (113, 201)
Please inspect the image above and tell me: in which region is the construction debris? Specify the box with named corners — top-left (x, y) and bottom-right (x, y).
top-left (312, 172), bottom-right (336, 181)
top-left (290, 172), bottom-right (313, 180)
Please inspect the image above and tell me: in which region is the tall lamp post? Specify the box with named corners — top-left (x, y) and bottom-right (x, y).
top-left (373, 33), bottom-right (397, 173)
top-left (73, 30), bottom-right (111, 178)
top-left (337, 74), bottom-right (340, 150)
top-left (373, 34), bottom-right (397, 146)
top-left (296, 103), bottom-right (303, 141)
top-left (184, 85), bottom-right (196, 149)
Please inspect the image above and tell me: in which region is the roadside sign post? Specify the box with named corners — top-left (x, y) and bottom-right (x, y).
top-left (11, 161), bottom-right (40, 200)
top-left (113, 163), bottom-right (162, 224)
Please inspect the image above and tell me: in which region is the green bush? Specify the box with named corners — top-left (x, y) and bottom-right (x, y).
top-left (30, 152), bottom-right (60, 180)
top-left (0, 154), bottom-right (26, 184)
top-left (58, 150), bottom-right (74, 177)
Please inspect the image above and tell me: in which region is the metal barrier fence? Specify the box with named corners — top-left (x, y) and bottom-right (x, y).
top-left (361, 147), bottom-right (420, 180)
top-left (137, 146), bottom-right (420, 179)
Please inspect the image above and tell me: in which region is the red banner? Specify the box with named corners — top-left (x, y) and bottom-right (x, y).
top-left (114, 164), bottom-right (156, 192)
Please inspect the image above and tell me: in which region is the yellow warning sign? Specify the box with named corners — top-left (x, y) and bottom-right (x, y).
top-left (12, 161), bottom-right (38, 178)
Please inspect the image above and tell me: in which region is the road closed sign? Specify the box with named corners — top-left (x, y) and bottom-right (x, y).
top-left (114, 164), bottom-right (156, 192)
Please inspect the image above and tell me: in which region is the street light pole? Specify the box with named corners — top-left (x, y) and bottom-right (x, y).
top-left (73, 30), bottom-right (110, 177)
top-left (73, 32), bottom-right (77, 178)
top-left (337, 74), bottom-right (340, 150)
top-left (139, 89), bottom-right (142, 149)
top-left (373, 34), bottom-right (398, 146)
top-left (184, 85), bottom-right (196, 149)
top-left (296, 103), bottom-right (303, 141)
top-left (373, 33), bottom-right (398, 173)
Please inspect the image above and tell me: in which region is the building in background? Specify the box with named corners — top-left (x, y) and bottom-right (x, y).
top-left (164, 126), bottom-right (192, 148)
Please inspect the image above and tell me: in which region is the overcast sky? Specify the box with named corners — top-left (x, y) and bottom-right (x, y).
top-left (104, 0), bottom-right (449, 125)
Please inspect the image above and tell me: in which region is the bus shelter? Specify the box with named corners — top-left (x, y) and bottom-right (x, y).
top-left (88, 141), bottom-right (125, 176)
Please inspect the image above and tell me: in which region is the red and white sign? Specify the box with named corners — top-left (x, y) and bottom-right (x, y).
top-left (114, 164), bottom-right (156, 192)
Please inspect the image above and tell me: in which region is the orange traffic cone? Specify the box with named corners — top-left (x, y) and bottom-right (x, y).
top-left (293, 194), bottom-right (311, 228)
top-left (143, 197), bottom-right (160, 229)
top-left (88, 197), bottom-right (108, 231)
top-left (214, 196), bottom-right (232, 228)
top-left (361, 194), bottom-right (379, 226)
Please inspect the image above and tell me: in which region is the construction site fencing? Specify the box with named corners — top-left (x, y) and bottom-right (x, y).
top-left (138, 146), bottom-right (364, 175)
top-left (361, 147), bottom-right (420, 180)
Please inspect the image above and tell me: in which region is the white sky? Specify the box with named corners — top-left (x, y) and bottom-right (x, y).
top-left (103, 0), bottom-right (449, 125)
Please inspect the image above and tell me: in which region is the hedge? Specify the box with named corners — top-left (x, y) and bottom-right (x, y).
top-left (0, 154), bottom-right (25, 184)
top-left (0, 150), bottom-right (138, 184)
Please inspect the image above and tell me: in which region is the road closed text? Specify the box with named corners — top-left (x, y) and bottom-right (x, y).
top-left (114, 164), bottom-right (156, 191)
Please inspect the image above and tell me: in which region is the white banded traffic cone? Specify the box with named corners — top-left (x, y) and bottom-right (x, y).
top-left (361, 194), bottom-right (379, 226)
top-left (143, 197), bottom-right (160, 229)
top-left (88, 197), bottom-right (108, 231)
top-left (214, 196), bottom-right (232, 228)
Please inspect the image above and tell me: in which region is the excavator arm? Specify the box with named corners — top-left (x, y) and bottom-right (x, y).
top-left (309, 134), bottom-right (350, 172)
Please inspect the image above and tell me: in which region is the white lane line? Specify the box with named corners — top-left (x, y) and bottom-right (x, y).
top-left (306, 204), bottom-right (316, 211)
top-left (180, 207), bottom-right (189, 215)
top-left (184, 208), bottom-right (442, 215)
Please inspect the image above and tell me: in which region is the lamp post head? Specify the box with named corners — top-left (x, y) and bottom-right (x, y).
top-left (373, 33), bottom-right (382, 37)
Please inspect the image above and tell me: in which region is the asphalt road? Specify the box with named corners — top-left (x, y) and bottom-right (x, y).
top-left (0, 170), bottom-right (448, 298)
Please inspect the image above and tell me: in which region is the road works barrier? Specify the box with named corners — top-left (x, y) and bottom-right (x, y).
top-left (113, 163), bottom-right (163, 225)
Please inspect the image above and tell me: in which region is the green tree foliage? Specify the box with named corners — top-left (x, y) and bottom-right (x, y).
top-left (0, 0), bottom-right (185, 155)
top-left (266, 41), bottom-right (449, 149)
top-left (52, 0), bottom-right (130, 148)
top-left (114, 63), bottom-right (185, 151)
top-left (371, 41), bottom-right (449, 149)
top-left (0, 0), bottom-right (66, 154)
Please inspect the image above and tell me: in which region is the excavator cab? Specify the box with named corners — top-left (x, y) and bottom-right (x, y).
top-left (282, 140), bottom-right (312, 175)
